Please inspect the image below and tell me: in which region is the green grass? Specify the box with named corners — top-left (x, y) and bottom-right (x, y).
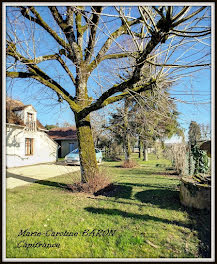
top-left (6, 154), bottom-right (211, 258)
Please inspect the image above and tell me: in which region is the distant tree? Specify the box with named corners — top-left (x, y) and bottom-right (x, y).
top-left (106, 86), bottom-right (182, 162)
top-left (90, 111), bottom-right (107, 147)
top-left (188, 121), bottom-right (202, 175)
top-left (61, 121), bottom-right (74, 127)
top-left (188, 121), bottom-right (201, 145)
top-left (45, 124), bottom-right (58, 130)
top-left (131, 89), bottom-right (183, 161)
top-left (200, 123), bottom-right (211, 141)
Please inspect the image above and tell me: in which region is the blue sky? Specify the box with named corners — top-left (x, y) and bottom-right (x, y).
top-left (6, 6), bottom-right (212, 140)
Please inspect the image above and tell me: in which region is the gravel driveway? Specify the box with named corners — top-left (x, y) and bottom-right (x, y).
top-left (6, 162), bottom-right (80, 189)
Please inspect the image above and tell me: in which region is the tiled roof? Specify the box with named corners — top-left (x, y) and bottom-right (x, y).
top-left (200, 140), bottom-right (211, 153)
top-left (47, 127), bottom-right (77, 140)
top-left (6, 98), bottom-right (25, 126)
top-left (12, 105), bottom-right (31, 111)
top-left (6, 97), bottom-right (45, 129)
top-left (36, 120), bottom-right (45, 130)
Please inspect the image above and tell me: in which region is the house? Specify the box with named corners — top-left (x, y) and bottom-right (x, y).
top-left (6, 98), bottom-right (58, 168)
top-left (47, 127), bottom-right (78, 158)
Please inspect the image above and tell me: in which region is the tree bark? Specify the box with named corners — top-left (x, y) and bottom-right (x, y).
top-left (143, 141), bottom-right (148, 161)
top-left (138, 135), bottom-right (142, 159)
top-left (123, 98), bottom-right (130, 161)
top-left (123, 138), bottom-right (130, 161)
top-left (75, 113), bottom-right (98, 183)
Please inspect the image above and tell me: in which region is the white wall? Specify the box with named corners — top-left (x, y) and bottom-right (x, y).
top-left (23, 106), bottom-right (37, 124)
top-left (14, 105), bottom-right (37, 124)
top-left (6, 125), bottom-right (57, 168)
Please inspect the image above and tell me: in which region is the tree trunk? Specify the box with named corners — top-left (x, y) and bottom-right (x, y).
top-left (138, 135), bottom-right (142, 159)
top-left (75, 113), bottom-right (98, 183)
top-left (123, 137), bottom-right (130, 161)
top-left (143, 141), bottom-right (148, 161)
top-left (123, 98), bottom-right (130, 161)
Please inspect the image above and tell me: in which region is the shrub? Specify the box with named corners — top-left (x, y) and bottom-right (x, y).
top-left (121, 159), bottom-right (139, 168)
top-left (104, 142), bottom-right (122, 161)
top-left (66, 170), bottom-right (111, 194)
top-left (170, 143), bottom-right (187, 175)
top-left (191, 144), bottom-right (209, 174)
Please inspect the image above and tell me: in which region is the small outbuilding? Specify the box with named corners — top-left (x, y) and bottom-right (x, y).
top-left (47, 127), bottom-right (78, 158)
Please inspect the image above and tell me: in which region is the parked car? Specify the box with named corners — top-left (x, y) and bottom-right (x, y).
top-left (64, 148), bottom-right (103, 165)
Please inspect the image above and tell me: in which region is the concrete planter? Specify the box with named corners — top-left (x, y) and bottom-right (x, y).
top-left (180, 177), bottom-right (211, 210)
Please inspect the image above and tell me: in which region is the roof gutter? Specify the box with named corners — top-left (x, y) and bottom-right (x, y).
top-left (6, 123), bottom-right (25, 128)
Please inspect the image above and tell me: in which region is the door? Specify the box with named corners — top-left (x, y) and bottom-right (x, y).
top-left (55, 140), bottom-right (62, 158)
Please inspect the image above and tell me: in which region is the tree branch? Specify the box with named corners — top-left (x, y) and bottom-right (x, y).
top-left (172, 6), bottom-right (190, 22)
top-left (87, 17), bottom-right (141, 73)
top-left (170, 31), bottom-right (211, 38)
top-left (78, 78), bottom-right (156, 119)
top-left (145, 60), bottom-right (211, 68)
top-left (48, 6), bottom-right (64, 27)
top-left (56, 55), bottom-right (76, 85)
top-left (33, 54), bottom-right (58, 63)
top-left (74, 6), bottom-right (85, 57)
top-left (173, 7), bottom-right (207, 27)
top-left (152, 6), bottom-right (164, 18)
top-left (101, 84), bottom-right (154, 107)
top-left (85, 6), bottom-right (103, 63)
top-left (7, 47), bottom-right (79, 112)
top-left (6, 71), bottom-right (36, 78)
top-left (100, 51), bottom-right (137, 61)
top-left (20, 6), bottom-right (71, 52)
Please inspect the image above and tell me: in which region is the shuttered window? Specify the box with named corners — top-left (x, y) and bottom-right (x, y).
top-left (25, 138), bottom-right (34, 155)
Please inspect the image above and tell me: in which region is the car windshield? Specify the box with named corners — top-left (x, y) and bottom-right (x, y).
top-left (71, 148), bottom-right (100, 154)
top-left (71, 148), bottom-right (79, 153)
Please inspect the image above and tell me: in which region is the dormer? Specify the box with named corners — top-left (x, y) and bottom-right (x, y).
top-left (13, 105), bottom-right (37, 131)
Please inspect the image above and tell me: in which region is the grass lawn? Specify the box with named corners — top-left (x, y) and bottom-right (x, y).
top-left (6, 154), bottom-right (211, 259)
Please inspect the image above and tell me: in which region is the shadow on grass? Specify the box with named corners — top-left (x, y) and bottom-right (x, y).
top-left (135, 189), bottom-right (180, 210)
top-left (135, 188), bottom-right (211, 257)
top-left (84, 207), bottom-right (191, 229)
top-left (94, 184), bottom-right (132, 200)
top-left (88, 196), bottom-right (147, 208)
top-left (103, 158), bottom-right (122, 162)
top-left (36, 180), bottom-right (68, 189)
top-left (187, 208), bottom-right (211, 258)
top-left (88, 187), bottom-right (211, 257)
top-left (118, 182), bottom-right (177, 189)
top-left (129, 170), bottom-right (179, 176)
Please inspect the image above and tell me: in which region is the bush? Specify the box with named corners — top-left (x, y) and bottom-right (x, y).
top-left (104, 142), bottom-right (122, 161)
top-left (121, 159), bottom-right (139, 168)
top-left (66, 171), bottom-right (111, 194)
top-left (170, 143), bottom-right (187, 175)
top-left (191, 144), bottom-right (209, 174)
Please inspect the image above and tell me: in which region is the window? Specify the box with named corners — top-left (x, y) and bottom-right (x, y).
top-left (25, 138), bottom-right (34, 155)
top-left (27, 112), bottom-right (33, 122)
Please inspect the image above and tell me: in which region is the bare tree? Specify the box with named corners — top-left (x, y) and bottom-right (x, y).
top-left (6, 5), bottom-right (211, 182)
top-left (90, 110), bottom-right (107, 147)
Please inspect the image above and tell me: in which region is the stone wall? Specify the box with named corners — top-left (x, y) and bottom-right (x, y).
top-left (180, 177), bottom-right (211, 210)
